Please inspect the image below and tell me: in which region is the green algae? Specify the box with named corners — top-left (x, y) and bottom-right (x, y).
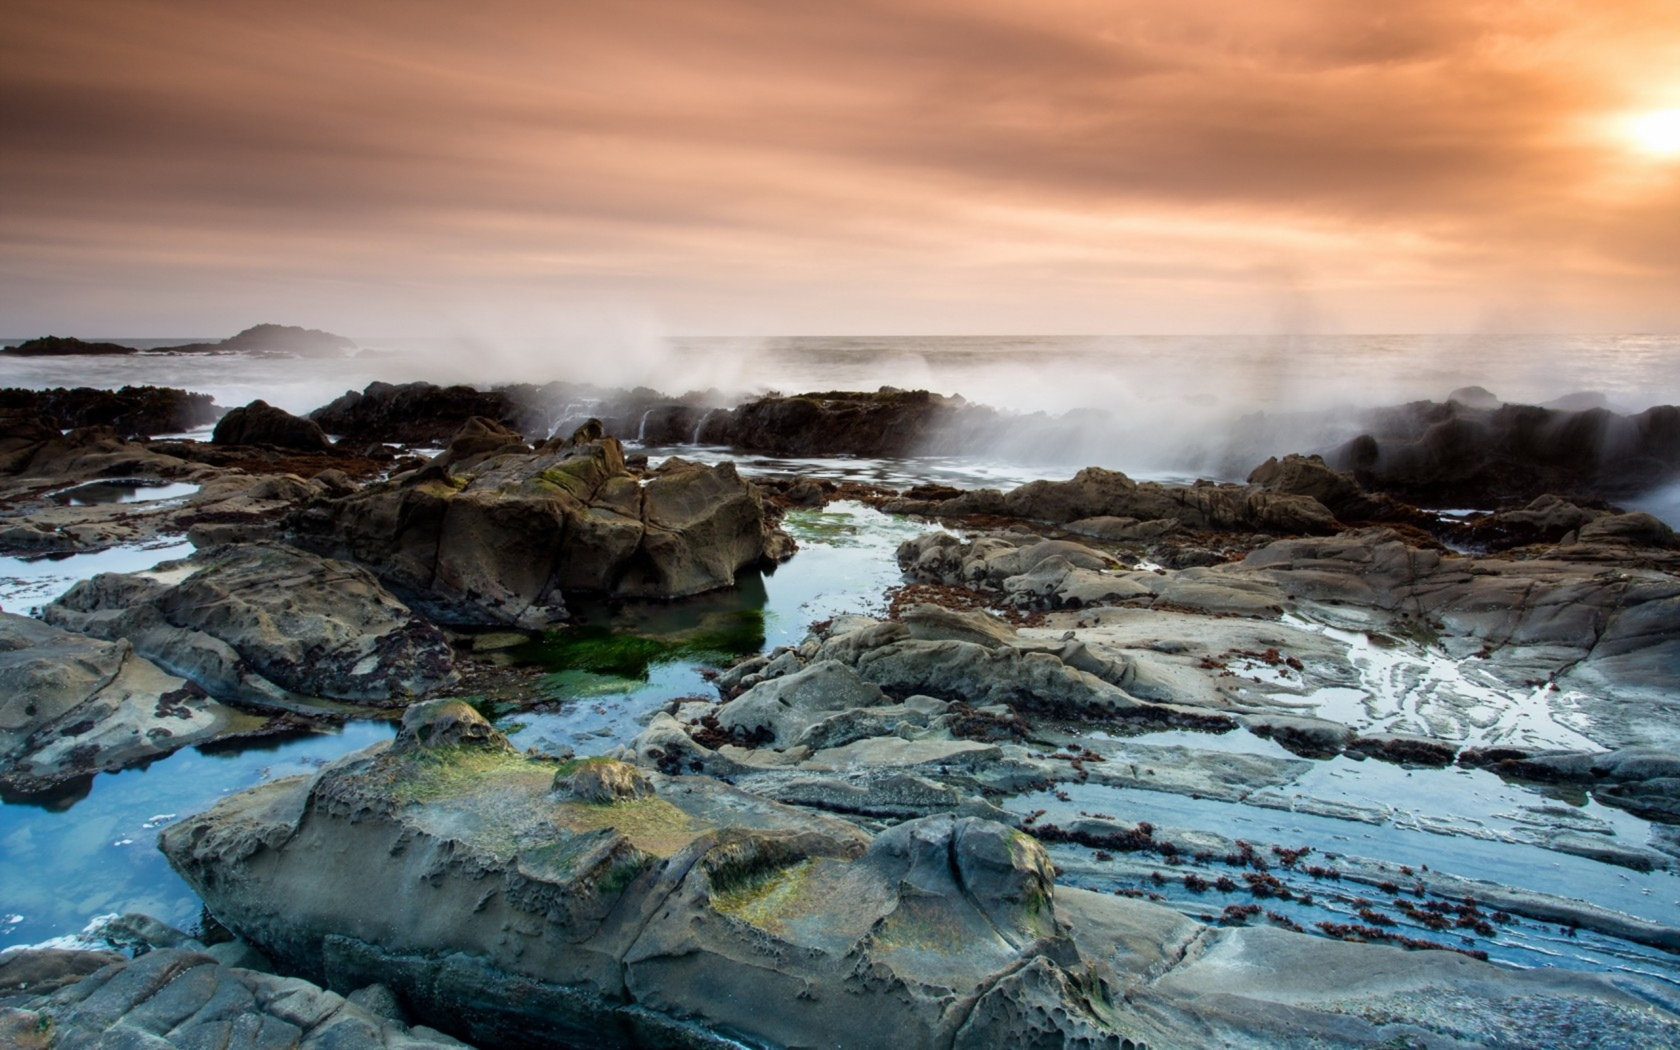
top-left (711, 858), bottom-right (817, 934)
top-left (552, 796), bottom-right (700, 857)
top-left (381, 746), bottom-right (549, 807)
top-left (510, 608), bottom-right (764, 682)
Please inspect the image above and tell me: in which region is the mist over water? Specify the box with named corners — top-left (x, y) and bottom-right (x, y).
top-left (4, 332), bottom-right (1677, 487)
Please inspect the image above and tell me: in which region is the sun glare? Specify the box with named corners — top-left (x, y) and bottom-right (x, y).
top-left (1626, 108), bottom-right (1680, 156)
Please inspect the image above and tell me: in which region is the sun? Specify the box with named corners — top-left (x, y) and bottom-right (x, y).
top-left (1626, 108), bottom-right (1680, 156)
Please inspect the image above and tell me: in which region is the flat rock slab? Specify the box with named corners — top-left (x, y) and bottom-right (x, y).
top-left (42, 541), bottom-right (455, 708)
top-left (0, 610), bottom-right (248, 796)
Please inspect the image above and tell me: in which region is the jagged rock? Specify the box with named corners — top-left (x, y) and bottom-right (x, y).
top-left (308, 381), bottom-right (541, 445)
top-left (0, 385), bottom-right (220, 437)
top-left (720, 388), bottom-right (956, 456)
top-left (714, 659), bottom-right (892, 747)
top-left (212, 399), bottom-right (333, 451)
top-left (1246, 453), bottom-right (1388, 521)
top-left (0, 946), bottom-right (469, 1049)
top-left (0, 611), bottom-right (240, 796)
top-left (886, 466), bottom-right (1338, 534)
top-left (289, 429), bottom-right (789, 626)
top-left (1326, 399), bottom-right (1680, 505)
top-left (160, 735), bottom-right (1680, 1049)
top-left (42, 542), bottom-right (454, 708)
top-left (431, 416), bottom-right (528, 472)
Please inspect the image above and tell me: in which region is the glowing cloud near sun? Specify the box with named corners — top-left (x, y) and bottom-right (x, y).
top-left (1625, 108), bottom-right (1680, 156)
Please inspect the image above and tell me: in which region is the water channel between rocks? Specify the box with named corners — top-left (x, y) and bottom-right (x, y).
top-left (2, 491), bottom-right (1677, 989)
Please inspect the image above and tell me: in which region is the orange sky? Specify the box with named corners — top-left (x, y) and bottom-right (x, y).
top-left (4, 0), bottom-right (1680, 336)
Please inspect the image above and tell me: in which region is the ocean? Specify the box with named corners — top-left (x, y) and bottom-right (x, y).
top-left (4, 331), bottom-right (1679, 503)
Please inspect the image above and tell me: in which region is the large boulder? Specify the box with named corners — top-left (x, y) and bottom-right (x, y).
top-left (41, 542), bottom-right (455, 708)
top-left (0, 611), bottom-right (239, 796)
top-left (212, 398), bottom-right (333, 451)
top-left (160, 708), bottom-right (1680, 1049)
top-left (289, 428), bottom-right (790, 626)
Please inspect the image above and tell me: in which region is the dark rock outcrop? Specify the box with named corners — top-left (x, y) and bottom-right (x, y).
top-left (1, 335), bottom-right (136, 356)
top-left (42, 542), bottom-right (455, 708)
top-left (157, 323), bottom-right (356, 356)
top-left (310, 381), bottom-right (542, 445)
top-left (212, 398), bottom-right (333, 451)
top-left (0, 385), bottom-right (221, 437)
top-left (289, 427), bottom-right (791, 626)
top-left (886, 466), bottom-right (1340, 535)
top-left (719, 388), bottom-right (956, 457)
top-left (1327, 399), bottom-right (1680, 506)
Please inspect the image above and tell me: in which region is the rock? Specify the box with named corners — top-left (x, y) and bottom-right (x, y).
top-left (556, 758), bottom-right (656, 802)
top-left (431, 416), bottom-right (528, 472)
top-left (1576, 511), bottom-right (1678, 548)
top-left (1349, 733), bottom-right (1458, 767)
top-left (308, 381), bottom-right (541, 445)
top-left (42, 542), bottom-right (455, 708)
top-left (290, 430), bottom-right (789, 626)
top-left (158, 323), bottom-right (357, 356)
top-left (898, 603), bottom-right (1019, 646)
top-left (0, 946), bottom-right (469, 1049)
top-left (1326, 398), bottom-right (1680, 505)
top-left (1241, 528), bottom-right (1680, 731)
top-left (714, 659), bottom-right (891, 747)
top-left (886, 466), bottom-right (1339, 534)
top-left (719, 388), bottom-right (957, 457)
top-left (212, 399), bottom-right (333, 451)
top-left (1246, 453), bottom-right (1388, 521)
top-left (2, 335), bottom-right (137, 356)
top-left (1238, 713), bottom-right (1356, 758)
top-left (0, 385), bottom-right (221, 437)
top-left (0, 423), bottom-right (206, 506)
top-left (0, 611), bottom-right (240, 796)
top-left (1447, 494), bottom-right (1607, 550)
top-left (394, 699), bottom-right (508, 754)
top-left (159, 735), bottom-right (1680, 1049)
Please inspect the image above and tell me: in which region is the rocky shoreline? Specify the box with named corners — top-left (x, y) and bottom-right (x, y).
top-left (3, 380), bottom-right (1679, 1047)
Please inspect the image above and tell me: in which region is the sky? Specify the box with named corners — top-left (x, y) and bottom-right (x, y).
top-left (4, 0), bottom-right (1680, 337)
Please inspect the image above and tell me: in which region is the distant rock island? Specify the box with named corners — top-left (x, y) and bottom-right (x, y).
top-left (2, 323), bottom-right (355, 357)
top-left (2, 335), bottom-right (139, 356)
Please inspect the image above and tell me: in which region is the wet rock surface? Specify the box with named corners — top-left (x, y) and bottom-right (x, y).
top-left (161, 707), bottom-right (1680, 1049)
top-left (41, 542), bottom-right (456, 708)
top-left (0, 945), bottom-right (468, 1049)
top-left (289, 427), bottom-right (791, 626)
top-left (0, 611), bottom-right (245, 797)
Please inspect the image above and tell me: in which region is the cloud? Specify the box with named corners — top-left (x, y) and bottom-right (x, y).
top-left (3, 0), bottom-right (1679, 334)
